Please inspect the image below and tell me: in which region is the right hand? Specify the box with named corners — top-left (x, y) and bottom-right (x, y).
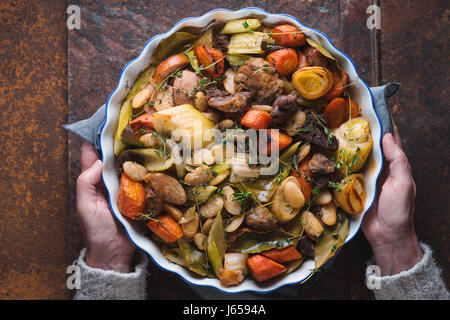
top-left (362, 127), bottom-right (423, 276)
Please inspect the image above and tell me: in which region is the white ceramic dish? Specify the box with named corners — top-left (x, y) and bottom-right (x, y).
top-left (99, 7), bottom-right (383, 294)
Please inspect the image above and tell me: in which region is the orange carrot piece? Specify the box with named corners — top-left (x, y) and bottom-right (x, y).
top-left (146, 214), bottom-right (184, 243)
top-left (348, 98), bottom-right (361, 119)
top-left (247, 254), bottom-right (287, 282)
top-left (117, 173), bottom-right (146, 220)
top-left (267, 48), bottom-right (298, 76)
top-left (241, 109), bottom-right (273, 130)
top-left (325, 71), bottom-right (349, 100)
top-left (271, 24), bottom-right (306, 48)
top-left (129, 113), bottom-right (154, 133)
top-left (194, 45), bottom-right (224, 79)
top-left (152, 53), bottom-right (189, 84)
top-left (263, 129), bottom-right (292, 155)
top-left (323, 97), bottom-right (362, 129)
top-left (323, 97), bottom-right (348, 129)
top-left (261, 246), bottom-right (303, 263)
top-left (291, 159), bottom-right (312, 200)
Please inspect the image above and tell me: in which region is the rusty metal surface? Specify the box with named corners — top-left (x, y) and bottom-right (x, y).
top-left (0, 0), bottom-right (69, 299)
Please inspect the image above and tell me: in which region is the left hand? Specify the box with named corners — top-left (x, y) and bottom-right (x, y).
top-left (76, 142), bottom-right (136, 273)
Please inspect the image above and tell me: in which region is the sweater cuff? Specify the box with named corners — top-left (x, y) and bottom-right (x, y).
top-left (73, 248), bottom-right (149, 300)
top-left (366, 243), bottom-right (450, 300)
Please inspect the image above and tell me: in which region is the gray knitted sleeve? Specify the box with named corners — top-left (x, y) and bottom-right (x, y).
top-left (366, 243), bottom-right (450, 300)
top-left (73, 248), bottom-right (149, 300)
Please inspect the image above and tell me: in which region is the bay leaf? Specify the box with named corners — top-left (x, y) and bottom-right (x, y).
top-left (207, 213), bottom-right (226, 278)
top-left (178, 238), bottom-right (214, 277)
top-left (152, 31), bottom-right (199, 64)
top-left (162, 245), bottom-right (186, 267)
top-left (314, 213), bottom-right (349, 268)
top-left (228, 229), bottom-right (294, 254)
top-left (285, 258), bottom-right (304, 274)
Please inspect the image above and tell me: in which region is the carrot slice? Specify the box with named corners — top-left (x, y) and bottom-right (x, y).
top-left (271, 24), bottom-right (306, 48)
top-left (194, 45), bottom-right (225, 79)
top-left (291, 159), bottom-right (312, 200)
top-left (323, 97), bottom-right (362, 129)
top-left (129, 113), bottom-right (154, 133)
top-left (261, 246), bottom-right (302, 263)
top-left (323, 97), bottom-right (348, 129)
top-left (146, 214), bottom-right (184, 243)
top-left (325, 71), bottom-right (349, 100)
top-left (153, 53), bottom-right (189, 84)
top-left (117, 173), bottom-right (146, 220)
top-left (263, 129), bottom-right (293, 156)
top-left (241, 109), bottom-right (273, 130)
top-left (267, 48), bottom-right (298, 76)
top-left (348, 98), bottom-right (361, 119)
top-left (247, 254), bottom-right (287, 282)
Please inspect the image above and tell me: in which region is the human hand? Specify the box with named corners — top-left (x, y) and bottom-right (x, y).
top-left (362, 126), bottom-right (423, 276)
top-left (76, 142), bottom-right (136, 273)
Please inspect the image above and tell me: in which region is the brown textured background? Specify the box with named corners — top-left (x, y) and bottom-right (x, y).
top-left (0, 1), bottom-right (69, 299)
top-left (0, 0), bottom-right (448, 299)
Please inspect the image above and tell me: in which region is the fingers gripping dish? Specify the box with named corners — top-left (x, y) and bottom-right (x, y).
top-left (112, 17), bottom-right (374, 287)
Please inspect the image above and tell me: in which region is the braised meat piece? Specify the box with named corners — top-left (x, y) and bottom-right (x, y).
top-left (270, 91), bottom-right (299, 126)
top-left (235, 58), bottom-right (287, 104)
top-left (172, 70), bottom-right (201, 105)
top-left (307, 153), bottom-right (338, 188)
top-left (144, 185), bottom-right (164, 216)
top-left (245, 207), bottom-right (278, 232)
top-left (311, 172), bottom-right (339, 189)
top-left (208, 91), bottom-right (254, 112)
top-left (295, 112), bottom-right (338, 151)
top-left (213, 33), bottom-right (230, 54)
top-left (297, 237), bottom-right (315, 258)
top-left (144, 173), bottom-right (187, 206)
top-left (303, 46), bottom-right (328, 68)
top-left (308, 153), bottom-right (336, 175)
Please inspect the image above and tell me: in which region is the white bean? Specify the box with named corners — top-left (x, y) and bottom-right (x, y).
top-left (163, 203), bottom-right (183, 222)
top-left (297, 143), bottom-right (311, 162)
top-left (194, 233), bottom-right (206, 250)
top-left (222, 186), bottom-right (242, 215)
top-left (122, 161), bottom-right (148, 181)
top-left (301, 211), bottom-right (324, 239)
top-left (283, 178), bottom-right (305, 209)
top-left (195, 91), bottom-right (208, 112)
top-left (313, 190), bottom-right (332, 205)
top-left (320, 203), bottom-right (337, 226)
top-left (199, 197), bottom-right (224, 219)
top-left (224, 215), bottom-right (245, 233)
top-left (209, 171), bottom-right (230, 186)
top-left (132, 88), bottom-right (151, 109)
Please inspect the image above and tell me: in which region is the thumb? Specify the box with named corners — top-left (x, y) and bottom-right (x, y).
top-left (77, 160), bottom-right (103, 192)
top-left (382, 133), bottom-right (410, 179)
